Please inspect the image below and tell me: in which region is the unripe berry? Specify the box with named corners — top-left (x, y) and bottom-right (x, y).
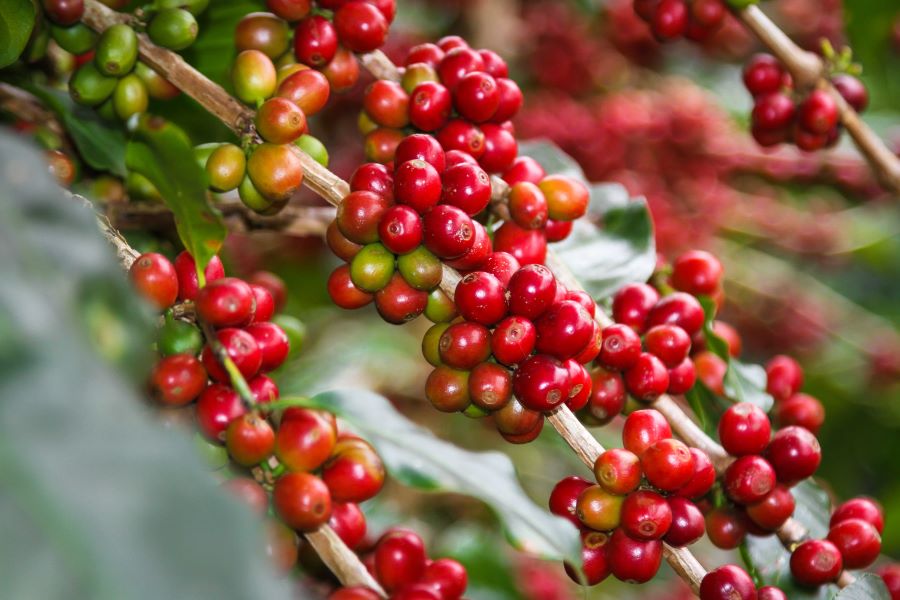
top-left (235, 12), bottom-right (290, 59)
top-left (256, 97), bottom-right (307, 144)
top-left (232, 50), bottom-right (277, 105)
top-left (148, 9), bottom-right (198, 51)
top-left (277, 69), bottom-right (330, 116)
top-left (576, 484), bottom-right (624, 531)
top-left (539, 175), bottom-right (589, 222)
top-left (247, 142), bottom-right (304, 201)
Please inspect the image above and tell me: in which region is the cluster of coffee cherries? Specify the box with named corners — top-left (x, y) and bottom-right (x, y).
top-left (360, 35), bottom-right (524, 176)
top-left (329, 528), bottom-right (469, 600)
top-left (631, 0), bottom-right (728, 43)
top-left (743, 53), bottom-right (869, 151)
top-left (549, 409), bottom-right (715, 585)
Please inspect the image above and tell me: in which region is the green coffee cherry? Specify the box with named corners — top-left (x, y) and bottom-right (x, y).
top-left (97, 97), bottom-right (117, 120)
top-left (294, 134), bottom-right (328, 167)
top-left (424, 289), bottom-right (458, 323)
top-left (397, 246), bottom-right (442, 291)
top-left (113, 74), bottom-right (149, 119)
top-left (134, 62), bottom-right (181, 100)
top-left (401, 63), bottom-right (439, 94)
top-left (206, 143), bottom-right (246, 192)
top-left (126, 171), bottom-right (162, 201)
top-left (70, 62), bottom-right (118, 106)
top-left (231, 50), bottom-right (276, 105)
top-left (192, 142), bottom-right (220, 170)
top-left (422, 322), bottom-right (450, 366)
top-left (157, 316), bottom-right (203, 357)
top-left (463, 403), bottom-right (490, 418)
top-left (148, 9), bottom-right (199, 51)
top-left (238, 173), bottom-right (276, 213)
top-left (272, 314), bottom-right (306, 359)
top-left (193, 432), bottom-right (229, 470)
top-left (51, 23), bottom-right (98, 55)
top-left (95, 24), bottom-right (138, 76)
top-left (350, 243), bottom-right (395, 293)
top-left (157, 0), bottom-right (209, 16)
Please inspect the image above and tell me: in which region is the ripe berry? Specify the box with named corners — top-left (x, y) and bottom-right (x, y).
top-left (549, 475), bottom-right (593, 528)
top-left (491, 315), bottom-right (537, 366)
top-left (699, 565), bottom-right (757, 600)
top-left (439, 322), bottom-right (491, 370)
top-left (705, 507), bottom-right (746, 549)
top-left (349, 243), bottom-right (395, 293)
top-left (405, 42), bottom-right (445, 67)
top-left (718, 402), bottom-right (772, 456)
top-left (607, 529), bottom-right (662, 583)
top-left (273, 472), bottom-right (332, 531)
top-left (671, 250), bottom-right (723, 296)
top-left (643, 324), bottom-right (691, 368)
top-left (293, 15), bottom-right (337, 67)
top-left (334, 1), bottom-right (388, 53)
top-left (535, 300), bottom-right (594, 360)
top-left (444, 220), bottom-right (491, 271)
top-left (576, 484), bottom-right (624, 531)
top-left (491, 78), bottom-right (524, 123)
top-left (798, 89), bottom-right (839, 135)
top-left (586, 368), bottom-right (627, 424)
top-left (666, 358), bottom-right (696, 395)
top-left (596, 324), bottom-right (639, 370)
top-left (328, 502), bottom-right (367, 550)
top-left (592, 449), bottom-right (640, 496)
top-left (267, 0), bottom-right (311, 21)
top-left (775, 393), bottom-right (825, 435)
top-left (565, 360), bottom-right (592, 411)
top-left (746, 484), bottom-right (795, 531)
top-left (329, 587), bottom-right (380, 600)
top-left (437, 48), bottom-right (485, 90)
top-left (277, 408), bottom-right (337, 472)
top-left (441, 162), bottom-right (492, 216)
top-left (482, 251), bottom-right (520, 287)
top-left (621, 490), bottom-right (672, 541)
top-left (409, 81), bottom-right (452, 131)
top-left (248, 284), bottom-right (275, 324)
top-left (622, 409), bottom-right (672, 457)
top-left (130, 252), bottom-right (178, 310)
top-left (827, 518), bottom-right (881, 569)
top-left (830, 497), bottom-right (884, 533)
top-left (508, 182), bottom-right (549, 230)
top-left (196, 383), bottom-right (246, 441)
top-left (832, 74), bottom-right (868, 112)
top-left (612, 283), bottom-right (659, 332)
top-left (765, 355), bottom-right (803, 402)
top-left (374, 273), bottom-right (428, 324)
top-left (790, 539), bottom-right (842, 586)
top-left (743, 54), bottom-right (785, 97)
top-left (44, 0), bottom-right (84, 25)
top-left (469, 362), bottom-right (512, 410)
top-left (765, 426), bottom-right (821, 485)
top-left (645, 292), bottom-right (704, 336)
top-left (350, 162), bottom-right (393, 198)
top-left (752, 92), bottom-right (796, 131)
top-left (539, 175), bottom-right (589, 222)
top-left (513, 354), bottom-right (570, 411)
top-left (151, 354), bottom-right (207, 406)
top-left (338, 190), bottom-right (393, 244)
top-left (378, 205), bottom-right (423, 255)
top-left (328, 264), bottom-right (374, 309)
top-left (664, 497), bottom-right (705, 547)
top-left (437, 118), bottom-right (486, 159)
top-left (652, 0), bottom-right (688, 40)
top-left (420, 558), bottom-right (468, 599)
top-left (395, 134), bottom-right (446, 172)
top-left (249, 374), bottom-right (279, 404)
top-left (455, 272), bottom-right (507, 326)
top-left (373, 529), bottom-right (428, 592)
top-left (758, 586), bottom-right (788, 600)
top-left (478, 123), bottom-right (517, 173)
top-left (422, 204), bottom-right (475, 259)
top-left (322, 438), bottom-right (385, 503)
top-left (724, 455), bottom-right (776, 505)
top-left (624, 353), bottom-right (669, 402)
top-left (641, 440), bottom-right (693, 495)
top-left (493, 221), bottom-right (547, 265)
top-left (363, 80), bottom-right (409, 129)
top-left (507, 264), bottom-right (557, 320)
top-left (321, 45), bottom-right (361, 92)
top-left (225, 413), bottom-right (274, 466)
top-left (247, 142), bottom-right (303, 202)
top-left (453, 72), bottom-right (500, 122)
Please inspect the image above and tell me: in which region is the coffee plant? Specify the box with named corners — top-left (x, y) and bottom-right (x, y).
top-left (1, 0), bottom-right (899, 598)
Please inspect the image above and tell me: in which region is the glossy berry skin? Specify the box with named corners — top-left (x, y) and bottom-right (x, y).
top-left (798, 89), bottom-right (839, 135)
top-left (201, 328), bottom-right (262, 382)
top-left (827, 518), bottom-right (881, 569)
top-left (664, 497), bottom-right (705, 547)
top-left (565, 531), bottom-right (611, 586)
top-left (549, 476), bottom-right (593, 528)
top-left (363, 80), bottom-right (409, 129)
top-left (276, 408), bottom-right (336, 472)
top-left (765, 355), bottom-right (804, 402)
top-left (349, 162), bottom-right (393, 198)
top-left (441, 162), bottom-right (492, 216)
top-left (705, 507), bottom-right (746, 550)
top-left (643, 324), bottom-right (691, 368)
top-left (612, 283), bottom-right (659, 332)
top-left (830, 497), bottom-right (884, 533)
top-left (757, 587), bottom-right (788, 600)
top-left (322, 438), bottom-right (384, 503)
top-left (539, 175), bottom-right (589, 222)
top-left (245, 322), bottom-right (290, 371)
top-left (746, 484), bottom-right (795, 530)
top-left (438, 48), bottom-right (485, 90)
top-left (565, 360), bottom-right (592, 411)
top-left (44, 0), bottom-right (84, 25)
top-left (753, 92), bottom-right (795, 131)
top-left (493, 398), bottom-right (541, 436)
top-left (378, 205), bottom-right (423, 255)
top-left (374, 529), bottom-right (428, 592)
top-left (667, 358), bottom-right (696, 395)
top-left (718, 402), bottom-right (772, 456)
top-left (293, 15), bottom-right (337, 67)
top-left (478, 123), bottom-right (517, 173)
top-left (425, 366), bottom-right (469, 412)
top-left (586, 368), bottom-right (627, 424)
top-left (645, 292), bottom-right (704, 336)
top-left (273, 472), bottom-right (332, 532)
top-left (622, 409), bottom-right (672, 457)
top-left (535, 300), bottom-right (594, 360)
top-left (652, 0), bottom-right (688, 39)
top-left (607, 529), bottom-right (662, 584)
top-left (576, 485), bottom-right (624, 531)
top-left (439, 322), bottom-right (491, 370)
top-left (469, 362), bottom-right (512, 410)
top-left (437, 118), bottom-right (486, 159)
top-left (765, 426), bottom-right (821, 485)
top-left (196, 384), bottom-right (246, 442)
top-left (624, 353), bottom-right (670, 402)
top-left (151, 354), bottom-right (207, 406)
top-left (195, 277), bottom-right (255, 327)
top-left (249, 374), bottom-right (279, 404)
top-left (420, 558), bottom-right (468, 599)
top-left (482, 251), bottom-right (520, 288)
top-left (513, 354), bottom-right (570, 411)
top-left (422, 204), bottom-right (475, 259)
top-left (598, 324), bottom-right (642, 370)
top-left (267, 0), bottom-right (311, 21)
top-left (444, 220), bottom-right (490, 271)
top-left (507, 264), bottom-right (557, 320)
top-left (409, 81), bottom-right (452, 131)
top-left (130, 253), bottom-right (178, 310)
top-left (832, 74), bottom-right (868, 112)
top-left (641, 438), bottom-right (694, 492)
top-left (594, 448), bottom-right (642, 495)
top-left (455, 272), bottom-right (507, 326)
top-left (328, 264), bottom-right (373, 309)
top-left (395, 134), bottom-right (445, 172)
top-left (338, 190), bottom-right (393, 244)
top-left (503, 156), bottom-right (546, 186)
top-left (493, 221), bottom-right (547, 266)
top-left (328, 502), bottom-right (367, 550)
top-left (699, 565), bottom-right (757, 600)
top-left (675, 447), bottom-right (716, 499)
top-left (174, 251), bottom-right (225, 301)
top-left (790, 539), bottom-right (842, 586)
top-left (334, 1), bottom-right (388, 53)
top-left (491, 316), bottom-right (537, 366)
top-left (225, 413), bottom-right (275, 466)
top-left (743, 54), bottom-right (785, 97)
top-left (776, 393), bottom-right (825, 435)
top-left (248, 284), bottom-right (275, 323)
top-left (491, 78), bottom-right (524, 123)
top-left (507, 182), bottom-right (549, 229)
top-left (453, 72), bottom-right (499, 122)
top-left (724, 455), bottom-right (776, 505)
top-left (621, 490), bottom-right (672, 541)
top-left (671, 250), bottom-right (723, 296)
top-left (374, 273), bottom-right (428, 324)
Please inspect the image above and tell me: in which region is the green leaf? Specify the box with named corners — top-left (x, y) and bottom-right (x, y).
top-left (835, 573), bottom-right (891, 600)
top-left (303, 389), bottom-right (581, 564)
top-left (0, 130), bottom-right (300, 600)
top-left (27, 85), bottom-right (128, 176)
top-left (0, 0), bottom-right (36, 68)
top-left (518, 138), bottom-right (586, 180)
top-left (125, 114), bottom-right (225, 281)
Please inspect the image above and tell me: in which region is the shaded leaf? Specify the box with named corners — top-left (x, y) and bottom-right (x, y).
top-left (835, 573), bottom-right (891, 600)
top-left (0, 0), bottom-right (36, 68)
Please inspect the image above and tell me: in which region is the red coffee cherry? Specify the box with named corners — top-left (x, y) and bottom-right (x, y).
top-left (743, 54), bottom-right (785, 97)
top-left (671, 250), bottom-right (723, 296)
top-left (624, 353), bottom-right (670, 402)
top-left (388, 584), bottom-right (440, 600)
top-left (405, 42), bottom-right (444, 67)
top-left (195, 277), bottom-right (255, 327)
top-left (724, 455), bottom-right (776, 505)
top-left (277, 69), bottom-right (330, 116)
top-left (775, 392), bottom-right (825, 435)
top-left (374, 529), bottom-right (428, 592)
top-left (453, 72), bottom-right (500, 122)
top-left (565, 530), bottom-right (611, 586)
top-left (276, 408), bottom-right (337, 471)
top-left (256, 97), bottom-right (307, 144)
top-left (645, 292), bottom-right (704, 336)
top-left (441, 162), bottom-right (492, 216)
top-left (443, 219), bottom-right (490, 271)
top-left (245, 322), bottom-right (290, 371)
top-left (790, 539), bottom-right (843, 586)
top-left (329, 587), bottom-right (380, 600)
top-left (594, 448), bottom-right (642, 495)
top-left (44, 0), bottom-right (84, 25)
top-left (765, 425), bottom-right (821, 485)
top-left (455, 272), bottom-right (507, 326)
top-left (481, 251), bottom-right (520, 287)
top-left (798, 89), bottom-right (839, 135)
top-left (151, 354), bottom-right (207, 406)
top-left (827, 518), bottom-right (881, 570)
top-left (333, 1), bottom-right (388, 53)
top-left (508, 182), bottom-right (549, 230)
top-left (337, 190), bottom-right (393, 244)
top-left (422, 204), bottom-right (475, 259)
top-left (374, 273), bottom-right (428, 324)
top-left (491, 78), bottom-right (524, 123)
top-left (425, 365), bottom-right (470, 412)
top-left (621, 490), bottom-right (672, 541)
top-left (494, 397), bottom-right (542, 436)
top-left (502, 156), bottom-right (546, 187)
top-left (586, 368), bottom-right (627, 425)
top-left (248, 284), bottom-right (275, 324)
top-left (674, 447), bottom-right (716, 498)
top-left (267, 0), bottom-right (311, 21)
top-left (469, 361), bottom-right (512, 410)
top-left (612, 283), bottom-right (660, 332)
top-left (420, 558), bottom-right (468, 599)
top-left (409, 81), bottom-right (452, 131)
top-left (757, 586), bottom-right (788, 600)
top-left (549, 475), bottom-right (593, 528)
top-left (573, 321), bottom-right (602, 365)
top-left (576, 484), bottom-right (624, 531)
top-left (249, 374), bottom-right (279, 405)
top-left (130, 252), bottom-right (178, 309)
top-left (539, 175), bottom-right (589, 222)
top-left (753, 92), bottom-right (796, 131)
top-left (718, 402), bottom-right (772, 456)
top-left (705, 507), bottom-right (746, 550)
top-left (699, 564), bottom-right (757, 600)
top-left (174, 251), bottom-right (225, 301)
top-left (491, 315), bottom-right (537, 366)
top-left (293, 15), bottom-right (338, 67)
top-left (196, 383), bottom-right (246, 442)
top-left (478, 123), bottom-right (517, 173)
top-left (328, 502), bottom-right (367, 550)
top-left (746, 484), bottom-right (795, 530)
top-left (436, 34), bottom-right (468, 52)
top-left (651, 0), bottom-right (688, 40)
top-left (641, 438), bottom-right (694, 492)
top-left (378, 205), bottom-right (423, 255)
top-left (622, 409), bottom-right (671, 457)
top-left (831, 73), bottom-right (868, 112)
top-left (535, 300), bottom-right (594, 360)
top-left (765, 354), bottom-right (804, 402)
top-left (363, 80), bottom-right (409, 129)
top-left (321, 438), bottom-right (384, 503)
top-left (666, 357), bottom-right (697, 395)
top-left (439, 321), bottom-right (491, 370)
top-left (513, 354), bottom-right (570, 411)
top-left (664, 497), bottom-right (705, 547)
top-left (507, 264), bottom-right (557, 320)
top-left (493, 221), bottom-right (547, 265)
top-left (273, 472), bottom-right (332, 531)
top-left (437, 118), bottom-right (486, 159)
top-left (395, 134), bottom-right (446, 172)
top-left (328, 264), bottom-right (374, 309)
top-left (350, 162), bottom-right (393, 197)
top-left (607, 529), bottom-right (662, 583)
top-left (437, 47), bottom-right (485, 90)
top-left (322, 45), bottom-right (361, 92)
top-left (225, 413), bottom-right (275, 466)
top-left (598, 323), bottom-right (642, 370)
top-left (830, 497), bottom-right (885, 533)
top-left (694, 350), bottom-right (727, 395)
top-left (201, 327), bottom-right (262, 382)
top-left (643, 324), bottom-right (691, 368)
top-left (564, 360), bottom-right (592, 411)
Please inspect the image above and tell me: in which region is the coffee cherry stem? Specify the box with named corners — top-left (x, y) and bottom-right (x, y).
top-left (199, 320), bottom-right (256, 410)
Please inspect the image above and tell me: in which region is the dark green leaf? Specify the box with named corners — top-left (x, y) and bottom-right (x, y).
top-left (304, 389), bottom-right (581, 564)
top-left (684, 383), bottom-right (719, 437)
top-left (0, 0), bottom-right (36, 68)
top-left (835, 573), bottom-right (891, 600)
top-left (125, 114), bottom-right (225, 281)
top-left (0, 131), bottom-right (300, 600)
top-left (28, 85), bottom-right (128, 176)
